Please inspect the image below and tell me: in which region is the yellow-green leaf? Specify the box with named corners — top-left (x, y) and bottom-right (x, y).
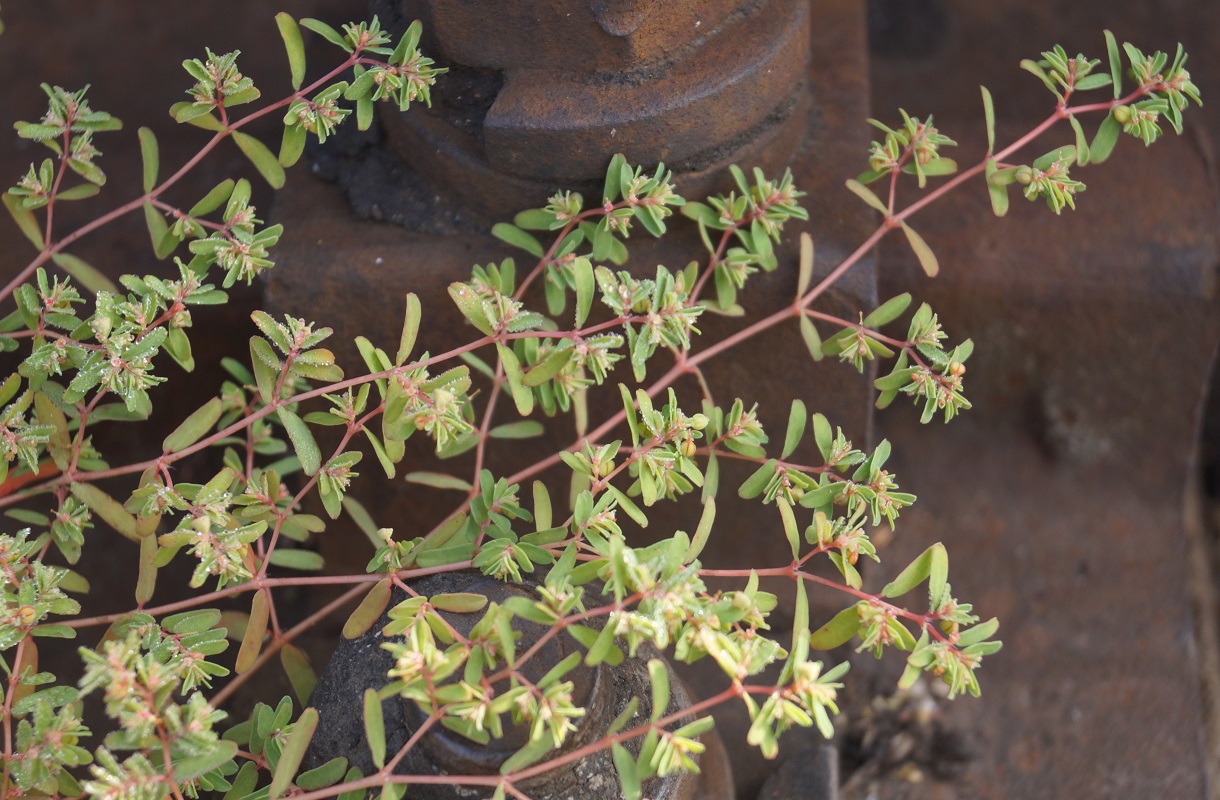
top-left (844, 179), bottom-right (888, 214)
top-left (430, 593), bottom-right (489, 613)
top-left (233, 131), bottom-right (286, 189)
top-left (900, 222), bottom-right (939, 277)
top-left (3, 191), bottom-right (43, 249)
top-left (50, 252), bottom-right (116, 294)
top-left (364, 688), bottom-right (386, 769)
top-left (135, 533), bottom-right (157, 604)
top-left (138, 127), bottom-right (159, 192)
top-left (71, 483), bottom-right (139, 542)
top-left (809, 604), bottom-right (860, 650)
top-left (397, 293), bottom-right (421, 365)
top-left (275, 13), bottom-right (307, 90)
top-left (235, 590), bottom-right (269, 674)
top-left (281, 643), bottom-right (317, 705)
top-left (277, 406), bottom-right (320, 476)
top-left (343, 578), bottom-right (392, 639)
top-left (270, 707), bottom-right (318, 799)
top-left (163, 397), bottom-right (223, 453)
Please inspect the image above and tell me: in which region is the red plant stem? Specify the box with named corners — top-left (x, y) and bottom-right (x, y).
top-left (0, 638), bottom-right (25, 798)
top-left (41, 127), bottom-right (73, 247)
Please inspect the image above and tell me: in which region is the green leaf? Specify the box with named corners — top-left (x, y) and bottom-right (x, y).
top-left (738, 460), bottom-right (776, 500)
top-left (595, 487), bottom-right (640, 531)
top-left (777, 497), bottom-right (800, 559)
top-left (648, 659), bottom-right (670, 721)
top-left (365, 430), bottom-right (397, 479)
top-left (431, 593), bottom-right (489, 613)
top-left (279, 123), bottom-right (307, 168)
top-left (224, 763), bottom-right (259, 800)
top-left (491, 222), bottom-right (544, 257)
top-left (233, 131), bottom-right (286, 189)
top-left (268, 548), bottom-right (325, 571)
top-left (957, 618), bottom-right (1000, 648)
top-left (295, 755), bottom-right (347, 791)
top-left (781, 400), bottom-right (806, 459)
top-left (612, 743), bottom-right (642, 800)
top-left (54, 183), bottom-right (101, 201)
top-left (603, 153), bottom-right (627, 202)
top-left (501, 736), bottom-right (556, 775)
top-left (1104, 30), bottom-right (1122, 99)
top-left (71, 483), bottom-right (139, 542)
top-left (489, 420), bottom-right (545, 439)
top-left (340, 496), bottom-right (379, 545)
top-left (900, 222), bottom-right (938, 277)
top-left (279, 643), bottom-right (319, 707)
top-left (980, 85), bottom-right (995, 152)
top-left (392, 20), bottom-right (423, 64)
top-left (301, 18), bottom-right (351, 51)
top-left (235, 590), bottom-right (269, 674)
top-left (1089, 114), bottom-right (1121, 164)
top-left (809, 604), bottom-right (859, 650)
top-left (3, 192), bottom-right (43, 249)
top-left (1020, 58), bottom-right (1058, 95)
top-left (685, 497), bottom-right (716, 563)
top-left (844, 179), bottom-right (888, 214)
top-left (880, 542), bottom-right (947, 598)
top-left (51, 252), bottom-right (117, 294)
top-left (728, 163), bottom-right (750, 195)
top-left (862, 293), bottom-right (912, 327)
top-left (270, 707), bottom-right (317, 799)
top-left (137, 127), bottom-right (159, 192)
top-left (398, 293), bottom-right (421, 365)
top-left (277, 407), bottom-right (321, 476)
top-left (275, 13), bottom-right (307, 90)
top-left (172, 739), bottom-right (238, 783)
top-left (799, 314), bottom-right (823, 361)
top-left (574, 257), bottom-right (595, 328)
top-left (1032, 145), bottom-right (1075, 171)
top-left (811, 413), bottom-right (832, 461)
top-left (797, 232), bottom-right (814, 298)
top-left (189, 179), bottom-right (235, 216)
top-left (984, 158), bottom-right (1009, 217)
top-left (364, 688), bottom-right (386, 768)
top-left (498, 343), bottom-right (534, 415)
top-left (30, 621), bottom-right (75, 639)
top-left (523, 345), bottom-right (572, 387)
top-left (141, 201), bottom-right (170, 257)
top-left (344, 578), bottom-right (392, 639)
top-left (1069, 115), bottom-right (1090, 166)
top-left (250, 337), bottom-right (279, 404)
top-left (448, 282), bottom-right (494, 335)
top-left (405, 471), bottom-right (472, 492)
top-left (1074, 73), bottom-right (1112, 92)
top-left (163, 397), bottom-right (223, 453)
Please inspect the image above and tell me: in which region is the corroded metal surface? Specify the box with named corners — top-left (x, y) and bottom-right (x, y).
top-left (369, 0), bottom-right (812, 222)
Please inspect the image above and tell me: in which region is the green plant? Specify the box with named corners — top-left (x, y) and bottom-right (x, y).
top-left (0, 12), bottom-right (1199, 800)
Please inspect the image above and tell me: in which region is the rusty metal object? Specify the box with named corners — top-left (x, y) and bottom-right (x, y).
top-left (758, 745), bottom-right (839, 799)
top-left (306, 570), bottom-right (732, 798)
top-left (366, 0), bottom-right (811, 223)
